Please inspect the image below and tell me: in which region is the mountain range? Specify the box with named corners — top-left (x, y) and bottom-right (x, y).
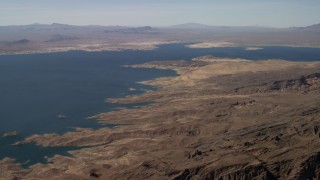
top-left (0, 22), bottom-right (319, 54)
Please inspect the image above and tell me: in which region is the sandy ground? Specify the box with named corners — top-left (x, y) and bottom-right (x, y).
top-left (245, 47), bottom-right (263, 51)
top-left (186, 42), bottom-right (236, 48)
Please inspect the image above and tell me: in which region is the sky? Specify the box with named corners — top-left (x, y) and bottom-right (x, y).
top-left (0, 0), bottom-right (320, 27)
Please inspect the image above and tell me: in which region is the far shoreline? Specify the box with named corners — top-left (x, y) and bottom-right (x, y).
top-left (1, 43), bottom-right (320, 56)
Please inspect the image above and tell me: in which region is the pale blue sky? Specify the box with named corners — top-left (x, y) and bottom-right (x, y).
top-left (0, 0), bottom-right (319, 27)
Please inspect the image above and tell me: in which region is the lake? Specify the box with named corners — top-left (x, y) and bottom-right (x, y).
top-left (0, 44), bottom-right (320, 166)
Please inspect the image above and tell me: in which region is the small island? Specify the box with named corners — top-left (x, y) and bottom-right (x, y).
top-left (56, 114), bottom-right (67, 119)
top-left (2, 130), bottom-right (20, 138)
top-left (186, 42), bottom-right (236, 48)
top-left (245, 47), bottom-right (263, 51)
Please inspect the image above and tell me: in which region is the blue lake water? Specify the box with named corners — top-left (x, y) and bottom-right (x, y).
top-left (0, 44), bottom-right (320, 166)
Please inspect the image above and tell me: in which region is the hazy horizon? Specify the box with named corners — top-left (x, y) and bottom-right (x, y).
top-left (1, 22), bottom-right (319, 28)
top-left (1, 0), bottom-right (320, 27)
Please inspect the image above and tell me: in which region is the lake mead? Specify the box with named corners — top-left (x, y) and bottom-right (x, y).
top-left (0, 44), bottom-right (320, 166)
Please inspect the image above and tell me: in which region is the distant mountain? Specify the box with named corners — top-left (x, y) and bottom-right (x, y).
top-left (5, 39), bottom-right (31, 45)
top-left (291, 23), bottom-right (320, 30)
top-left (45, 34), bottom-right (79, 42)
top-left (50, 23), bottom-right (73, 27)
top-left (168, 23), bottom-right (277, 31)
top-left (304, 23), bottom-right (320, 30)
top-left (0, 23), bottom-right (79, 32)
top-left (170, 23), bottom-right (213, 29)
top-left (104, 26), bottom-right (157, 34)
top-left (15, 39), bottom-right (31, 43)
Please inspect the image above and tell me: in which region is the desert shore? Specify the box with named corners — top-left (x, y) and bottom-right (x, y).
top-left (245, 47), bottom-right (263, 51)
top-left (186, 42), bottom-right (236, 48)
top-left (2, 56), bottom-right (320, 179)
top-left (0, 41), bottom-right (178, 55)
